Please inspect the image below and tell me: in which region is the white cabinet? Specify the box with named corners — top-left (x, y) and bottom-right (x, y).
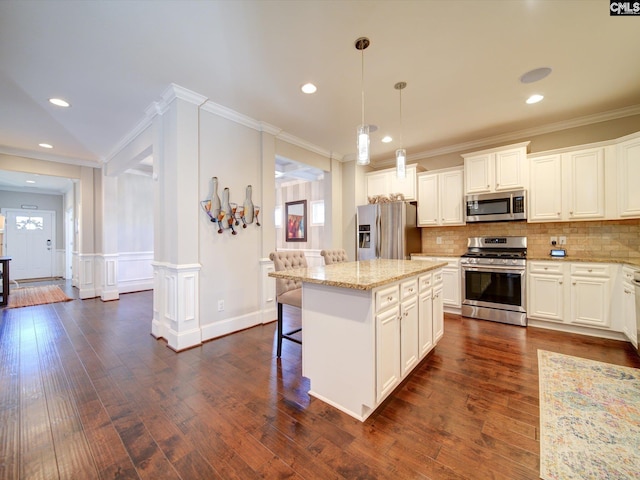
top-left (433, 284), bottom-right (444, 343)
top-left (366, 164), bottom-right (418, 201)
top-left (400, 296), bottom-right (419, 376)
top-left (528, 261), bottom-right (565, 322)
top-left (569, 263), bottom-right (612, 328)
top-left (529, 147), bottom-right (605, 222)
top-left (621, 266), bottom-right (638, 348)
top-left (417, 167), bottom-right (464, 227)
top-left (462, 142), bottom-right (529, 194)
top-left (617, 135), bottom-right (640, 218)
top-left (412, 256), bottom-right (461, 310)
top-left (528, 261), bottom-right (614, 332)
top-left (376, 304), bottom-right (401, 402)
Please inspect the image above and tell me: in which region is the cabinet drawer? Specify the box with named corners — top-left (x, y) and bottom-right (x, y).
top-left (622, 266), bottom-right (639, 284)
top-left (433, 270), bottom-right (444, 284)
top-left (376, 285), bottom-right (399, 312)
top-left (570, 263), bottom-right (610, 277)
top-left (401, 279), bottom-right (418, 299)
top-left (418, 273), bottom-right (432, 292)
top-left (529, 262), bottom-right (564, 274)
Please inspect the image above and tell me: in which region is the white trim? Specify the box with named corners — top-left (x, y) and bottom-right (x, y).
top-left (200, 311), bottom-right (263, 342)
top-left (201, 100), bottom-right (262, 131)
top-left (0, 145), bottom-right (100, 168)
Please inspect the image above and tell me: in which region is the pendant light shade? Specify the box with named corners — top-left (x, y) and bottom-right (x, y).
top-left (355, 37), bottom-right (370, 166)
top-left (394, 81), bottom-right (407, 179)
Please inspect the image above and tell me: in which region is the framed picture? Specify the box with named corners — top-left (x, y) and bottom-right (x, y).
top-left (285, 200), bottom-right (307, 242)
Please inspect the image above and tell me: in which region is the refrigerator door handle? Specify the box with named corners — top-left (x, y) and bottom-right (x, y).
top-left (376, 210), bottom-right (381, 259)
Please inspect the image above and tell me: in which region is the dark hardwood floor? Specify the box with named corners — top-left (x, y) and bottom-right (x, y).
top-left (1, 291), bottom-right (639, 479)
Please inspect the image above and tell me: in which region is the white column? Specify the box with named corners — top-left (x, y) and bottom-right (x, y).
top-left (100, 172), bottom-right (119, 301)
top-left (151, 85), bottom-right (206, 351)
top-left (77, 167), bottom-right (97, 299)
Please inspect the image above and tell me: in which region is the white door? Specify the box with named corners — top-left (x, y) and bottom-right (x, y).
top-left (4, 209), bottom-right (55, 280)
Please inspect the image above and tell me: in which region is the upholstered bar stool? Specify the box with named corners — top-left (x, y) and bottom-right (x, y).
top-left (269, 251), bottom-right (308, 357)
top-left (320, 249), bottom-right (348, 265)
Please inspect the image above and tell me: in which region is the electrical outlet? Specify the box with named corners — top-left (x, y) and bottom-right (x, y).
top-left (550, 236), bottom-right (557, 245)
top-left (217, 300), bottom-right (224, 311)
top-left (559, 236), bottom-right (567, 245)
top-left (436, 236), bottom-right (442, 245)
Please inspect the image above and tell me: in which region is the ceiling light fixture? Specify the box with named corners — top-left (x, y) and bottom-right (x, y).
top-left (526, 94), bottom-right (544, 104)
top-left (381, 136), bottom-right (392, 143)
top-left (394, 81), bottom-right (407, 179)
top-left (39, 143), bottom-right (53, 149)
top-left (26, 180), bottom-right (36, 184)
top-left (520, 67), bottom-right (552, 84)
top-left (49, 98), bottom-right (70, 107)
top-left (301, 83), bottom-right (317, 94)
top-left (355, 37), bottom-right (371, 166)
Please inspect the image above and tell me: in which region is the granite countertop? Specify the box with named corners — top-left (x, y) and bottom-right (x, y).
top-left (527, 256), bottom-right (640, 268)
top-left (268, 259), bottom-right (448, 291)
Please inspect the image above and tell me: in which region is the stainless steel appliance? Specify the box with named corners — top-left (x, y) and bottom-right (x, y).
top-left (634, 271), bottom-right (640, 355)
top-left (465, 190), bottom-right (527, 223)
top-left (461, 236), bottom-right (527, 326)
top-left (357, 202), bottom-right (420, 260)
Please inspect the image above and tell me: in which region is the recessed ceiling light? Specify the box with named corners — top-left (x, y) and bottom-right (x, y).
top-left (526, 94), bottom-right (544, 105)
top-left (39, 143), bottom-right (53, 149)
top-left (49, 98), bottom-right (70, 107)
top-left (381, 136), bottom-right (393, 143)
top-left (520, 67), bottom-right (552, 84)
top-left (301, 83), bottom-right (317, 94)
top-left (26, 180), bottom-right (36, 184)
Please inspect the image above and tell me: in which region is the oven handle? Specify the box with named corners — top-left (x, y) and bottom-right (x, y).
top-left (462, 265), bottom-right (525, 273)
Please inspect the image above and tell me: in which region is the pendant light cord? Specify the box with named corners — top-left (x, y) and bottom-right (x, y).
top-left (399, 87), bottom-right (403, 148)
top-left (361, 47), bottom-right (365, 125)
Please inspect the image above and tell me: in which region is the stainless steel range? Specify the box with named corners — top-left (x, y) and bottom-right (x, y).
top-left (461, 236), bottom-right (527, 326)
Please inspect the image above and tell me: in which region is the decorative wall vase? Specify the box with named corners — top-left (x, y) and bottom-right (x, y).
top-left (211, 177), bottom-right (223, 232)
top-left (243, 185), bottom-right (255, 226)
top-left (221, 187), bottom-right (237, 235)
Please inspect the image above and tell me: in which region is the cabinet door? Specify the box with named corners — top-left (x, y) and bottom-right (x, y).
top-left (440, 169), bottom-right (465, 225)
top-left (528, 273), bottom-right (564, 322)
top-left (417, 173), bottom-right (439, 226)
top-left (433, 285), bottom-right (444, 342)
top-left (418, 291), bottom-right (434, 358)
top-left (495, 147), bottom-right (526, 191)
top-left (568, 148), bottom-right (605, 220)
top-left (376, 306), bottom-right (400, 402)
top-left (400, 297), bottom-right (419, 377)
top-left (617, 137), bottom-right (640, 217)
top-left (464, 154), bottom-right (493, 194)
top-left (390, 164), bottom-right (417, 200)
top-left (622, 284), bottom-right (637, 347)
top-left (529, 155), bottom-right (563, 222)
top-left (570, 277), bottom-right (610, 328)
top-left (441, 267), bottom-right (461, 308)
top-left (366, 171), bottom-right (389, 198)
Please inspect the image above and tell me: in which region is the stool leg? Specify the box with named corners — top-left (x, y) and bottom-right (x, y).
top-left (277, 302), bottom-right (283, 358)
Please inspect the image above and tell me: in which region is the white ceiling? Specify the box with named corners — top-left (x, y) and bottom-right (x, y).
top-left (0, 1), bottom-right (639, 171)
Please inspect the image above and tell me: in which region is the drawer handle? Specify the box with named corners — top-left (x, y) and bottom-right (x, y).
top-left (388, 296), bottom-right (393, 302)
top-left (588, 269), bottom-right (593, 272)
top-left (408, 287), bottom-right (414, 293)
top-left (572, 282), bottom-right (576, 286)
top-left (559, 281), bottom-right (563, 285)
top-left (544, 267), bottom-right (548, 270)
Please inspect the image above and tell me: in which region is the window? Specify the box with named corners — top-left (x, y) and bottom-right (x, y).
top-left (274, 206), bottom-right (282, 228)
top-left (16, 215), bottom-right (44, 230)
top-left (310, 200), bottom-right (324, 226)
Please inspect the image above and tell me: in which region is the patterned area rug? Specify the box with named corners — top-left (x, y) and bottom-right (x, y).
top-left (538, 350), bottom-right (640, 479)
top-left (7, 285), bottom-right (73, 308)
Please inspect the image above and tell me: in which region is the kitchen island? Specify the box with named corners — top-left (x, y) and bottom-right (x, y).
top-left (269, 259), bottom-right (446, 421)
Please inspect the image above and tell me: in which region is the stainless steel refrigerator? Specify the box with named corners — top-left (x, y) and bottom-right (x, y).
top-left (357, 201), bottom-right (421, 260)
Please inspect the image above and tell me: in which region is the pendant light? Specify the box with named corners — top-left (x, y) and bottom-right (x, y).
top-left (395, 81), bottom-right (407, 179)
top-left (355, 37), bottom-right (370, 166)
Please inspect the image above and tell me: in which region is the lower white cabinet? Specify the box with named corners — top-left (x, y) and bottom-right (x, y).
top-left (412, 256), bottom-right (461, 311)
top-left (400, 296), bottom-right (419, 376)
top-left (418, 289), bottom-right (434, 357)
top-left (433, 283), bottom-right (444, 343)
top-left (376, 303), bottom-right (401, 402)
top-left (621, 266), bottom-right (638, 347)
top-left (527, 261), bottom-right (627, 338)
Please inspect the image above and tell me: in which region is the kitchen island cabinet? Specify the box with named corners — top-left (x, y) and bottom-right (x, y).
top-left (269, 259), bottom-right (446, 421)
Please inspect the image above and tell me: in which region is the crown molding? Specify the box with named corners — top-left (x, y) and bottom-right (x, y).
top-left (372, 103), bottom-right (640, 168)
top-left (160, 83), bottom-right (208, 108)
top-left (200, 100), bottom-right (262, 131)
top-left (275, 131), bottom-right (343, 161)
top-left (0, 145), bottom-right (100, 168)
top-left (103, 111), bottom-right (155, 164)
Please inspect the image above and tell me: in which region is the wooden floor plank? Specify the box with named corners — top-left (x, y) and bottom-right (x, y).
top-left (3, 286), bottom-right (640, 479)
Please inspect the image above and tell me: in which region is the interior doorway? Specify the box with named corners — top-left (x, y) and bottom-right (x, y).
top-left (2, 208), bottom-right (56, 280)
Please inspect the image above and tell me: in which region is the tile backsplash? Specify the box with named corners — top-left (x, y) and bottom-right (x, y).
top-left (420, 219), bottom-right (640, 260)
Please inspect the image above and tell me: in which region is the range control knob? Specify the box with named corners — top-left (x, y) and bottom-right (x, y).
top-left (502, 259), bottom-right (508, 264)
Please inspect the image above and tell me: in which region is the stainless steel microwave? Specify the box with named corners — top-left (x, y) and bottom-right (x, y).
top-left (465, 190), bottom-right (527, 222)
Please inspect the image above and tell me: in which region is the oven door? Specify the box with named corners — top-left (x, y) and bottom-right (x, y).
top-left (462, 264), bottom-right (526, 313)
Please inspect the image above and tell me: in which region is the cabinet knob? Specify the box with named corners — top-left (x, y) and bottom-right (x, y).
top-left (486, 184), bottom-right (490, 188)
top-left (570, 211), bottom-right (573, 215)
top-left (572, 282), bottom-right (576, 286)
top-left (544, 267), bottom-right (548, 270)
top-left (559, 281), bottom-right (563, 285)
top-left (388, 296), bottom-right (393, 301)
top-left (557, 212), bottom-right (560, 215)
top-left (588, 269), bottom-right (593, 272)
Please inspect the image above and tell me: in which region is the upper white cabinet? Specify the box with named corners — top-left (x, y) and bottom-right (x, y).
top-left (417, 167), bottom-right (464, 227)
top-left (529, 147), bottom-right (605, 222)
top-left (366, 164), bottom-right (418, 201)
top-left (462, 142), bottom-right (529, 194)
top-left (617, 135), bottom-right (640, 217)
